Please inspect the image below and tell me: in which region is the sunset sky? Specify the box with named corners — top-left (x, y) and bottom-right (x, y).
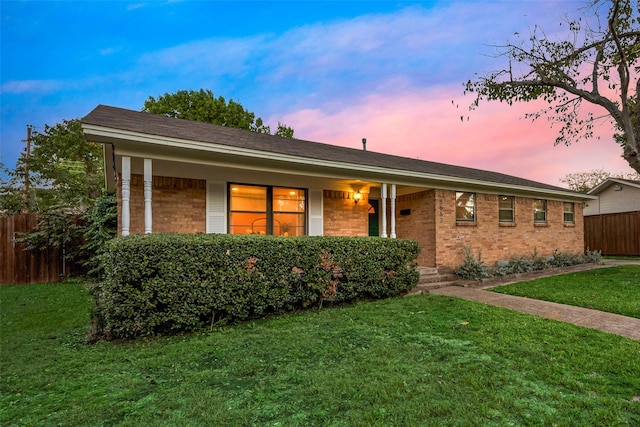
top-left (1, 1), bottom-right (633, 186)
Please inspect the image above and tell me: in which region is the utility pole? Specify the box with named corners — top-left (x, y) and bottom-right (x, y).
top-left (22, 125), bottom-right (33, 210)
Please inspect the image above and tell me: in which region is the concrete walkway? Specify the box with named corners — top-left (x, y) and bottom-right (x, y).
top-left (430, 261), bottom-right (640, 341)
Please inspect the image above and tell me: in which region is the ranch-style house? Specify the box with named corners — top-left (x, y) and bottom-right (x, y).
top-left (81, 105), bottom-right (593, 271)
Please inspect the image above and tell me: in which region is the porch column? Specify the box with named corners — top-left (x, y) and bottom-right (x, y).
top-left (390, 184), bottom-right (397, 238)
top-left (381, 183), bottom-right (388, 238)
top-left (121, 156), bottom-right (131, 236)
top-left (144, 158), bottom-right (152, 234)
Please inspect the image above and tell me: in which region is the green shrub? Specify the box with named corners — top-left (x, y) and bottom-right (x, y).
top-left (583, 249), bottom-right (602, 264)
top-left (81, 193), bottom-right (117, 278)
top-left (90, 234), bottom-right (419, 340)
top-left (549, 249), bottom-right (583, 267)
top-left (455, 247), bottom-right (490, 280)
top-left (530, 248), bottom-right (552, 271)
top-left (488, 249), bottom-right (602, 279)
top-left (492, 261), bottom-right (513, 277)
top-left (508, 255), bottom-right (534, 274)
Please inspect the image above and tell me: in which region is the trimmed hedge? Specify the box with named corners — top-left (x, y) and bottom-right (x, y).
top-left (90, 234), bottom-right (420, 340)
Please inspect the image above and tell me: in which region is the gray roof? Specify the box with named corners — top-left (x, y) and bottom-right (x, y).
top-left (616, 178), bottom-right (640, 185)
top-left (588, 177), bottom-right (640, 195)
top-left (82, 104), bottom-right (577, 194)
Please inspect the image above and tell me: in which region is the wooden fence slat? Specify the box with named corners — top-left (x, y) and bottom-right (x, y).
top-left (0, 213), bottom-right (70, 285)
top-left (584, 211), bottom-right (640, 256)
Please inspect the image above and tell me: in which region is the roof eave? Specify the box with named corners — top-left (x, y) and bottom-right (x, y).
top-left (82, 123), bottom-right (593, 201)
top-left (588, 177), bottom-right (640, 194)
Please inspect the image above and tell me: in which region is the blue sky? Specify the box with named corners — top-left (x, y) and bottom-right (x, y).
top-left (1, 0), bottom-right (632, 185)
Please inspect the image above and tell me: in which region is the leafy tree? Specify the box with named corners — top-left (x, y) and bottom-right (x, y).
top-left (464, 0), bottom-right (640, 173)
top-left (81, 192), bottom-right (117, 278)
top-left (18, 206), bottom-right (86, 269)
top-left (275, 122), bottom-right (295, 138)
top-left (0, 162), bottom-right (25, 215)
top-left (560, 168), bottom-right (640, 192)
top-left (7, 119), bottom-right (112, 277)
top-left (12, 119), bottom-right (104, 211)
top-left (142, 89), bottom-right (295, 137)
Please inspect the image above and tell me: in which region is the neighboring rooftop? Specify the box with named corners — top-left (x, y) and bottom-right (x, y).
top-left (82, 104), bottom-right (580, 195)
top-left (588, 177), bottom-right (640, 195)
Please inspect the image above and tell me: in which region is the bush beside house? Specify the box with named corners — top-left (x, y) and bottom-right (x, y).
top-left (90, 234), bottom-right (420, 340)
top-left (455, 246), bottom-right (602, 280)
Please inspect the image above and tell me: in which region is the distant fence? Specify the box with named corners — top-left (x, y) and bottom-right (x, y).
top-left (584, 211), bottom-right (640, 256)
top-left (0, 213), bottom-right (75, 285)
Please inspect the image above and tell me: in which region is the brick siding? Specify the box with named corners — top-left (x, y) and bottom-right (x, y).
top-left (116, 177), bottom-right (584, 271)
top-left (396, 190), bottom-right (436, 267)
top-left (117, 174), bottom-right (206, 235)
top-left (322, 190), bottom-right (369, 236)
top-left (433, 190), bottom-right (584, 271)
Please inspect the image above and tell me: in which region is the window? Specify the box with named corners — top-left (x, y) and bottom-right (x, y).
top-left (498, 196), bottom-right (515, 222)
top-left (455, 192), bottom-right (476, 222)
top-left (229, 184), bottom-right (306, 235)
top-left (533, 199), bottom-right (547, 223)
top-left (563, 202), bottom-right (575, 223)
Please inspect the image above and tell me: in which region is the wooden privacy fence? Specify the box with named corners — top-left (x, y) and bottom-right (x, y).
top-left (584, 211), bottom-right (640, 256)
top-left (1, 213), bottom-right (67, 285)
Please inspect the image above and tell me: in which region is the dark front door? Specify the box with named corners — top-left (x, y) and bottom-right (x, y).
top-left (368, 199), bottom-right (379, 237)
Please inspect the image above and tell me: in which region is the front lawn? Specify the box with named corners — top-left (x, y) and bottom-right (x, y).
top-left (492, 265), bottom-right (640, 318)
top-left (1, 281), bottom-right (639, 426)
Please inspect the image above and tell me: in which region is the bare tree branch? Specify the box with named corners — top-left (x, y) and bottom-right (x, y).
top-left (464, 0), bottom-right (640, 173)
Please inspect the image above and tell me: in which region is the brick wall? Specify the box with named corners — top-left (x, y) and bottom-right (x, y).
top-left (433, 190), bottom-right (584, 271)
top-left (322, 190), bottom-right (369, 236)
top-left (396, 190), bottom-right (436, 267)
top-left (115, 176), bottom-right (584, 271)
top-left (117, 174), bottom-right (206, 235)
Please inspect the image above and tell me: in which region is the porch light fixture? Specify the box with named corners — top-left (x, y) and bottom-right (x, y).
top-left (353, 191), bottom-right (362, 204)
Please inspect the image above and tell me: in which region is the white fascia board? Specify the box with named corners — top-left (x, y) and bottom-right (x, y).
top-left (83, 124), bottom-right (592, 201)
top-left (587, 178), bottom-right (615, 195)
top-left (588, 177), bottom-right (640, 195)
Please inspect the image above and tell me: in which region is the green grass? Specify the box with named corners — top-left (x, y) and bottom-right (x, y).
top-left (1, 281), bottom-right (639, 426)
top-left (492, 265), bottom-right (640, 319)
top-left (603, 256), bottom-right (640, 261)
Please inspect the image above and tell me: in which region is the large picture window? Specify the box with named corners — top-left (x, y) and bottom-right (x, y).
top-left (229, 184), bottom-right (306, 236)
top-left (533, 199), bottom-right (547, 223)
top-left (455, 192), bottom-right (476, 222)
top-left (498, 196), bottom-right (515, 222)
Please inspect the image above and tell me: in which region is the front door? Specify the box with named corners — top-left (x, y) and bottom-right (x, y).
top-left (368, 199), bottom-right (379, 237)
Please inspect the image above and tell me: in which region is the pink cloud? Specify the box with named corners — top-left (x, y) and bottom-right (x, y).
top-left (278, 86), bottom-right (631, 187)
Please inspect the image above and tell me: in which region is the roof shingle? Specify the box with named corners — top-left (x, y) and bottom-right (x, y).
top-left (82, 104), bottom-right (578, 194)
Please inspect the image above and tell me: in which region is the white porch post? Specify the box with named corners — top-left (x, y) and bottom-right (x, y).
top-left (381, 183), bottom-right (388, 238)
top-left (390, 184), bottom-right (397, 238)
top-left (121, 156), bottom-right (131, 236)
top-left (144, 158), bottom-right (153, 234)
